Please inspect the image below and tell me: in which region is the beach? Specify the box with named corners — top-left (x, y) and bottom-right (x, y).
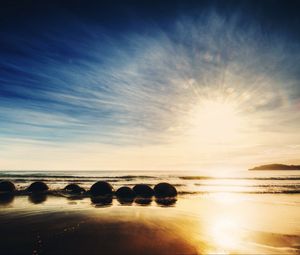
top-left (0, 190), bottom-right (300, 255)
top-left (1, 0), bottom-right (300, 254)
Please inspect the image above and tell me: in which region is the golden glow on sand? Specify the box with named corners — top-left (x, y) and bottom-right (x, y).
top-left (210, 216), bottom-right (242, 254)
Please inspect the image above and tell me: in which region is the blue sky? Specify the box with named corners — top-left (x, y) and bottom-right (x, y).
top-left (0, 0), bottom-right (300, 170)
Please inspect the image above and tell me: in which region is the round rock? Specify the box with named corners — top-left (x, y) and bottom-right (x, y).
top-left (155, 198), bottom-right (177, 206)
top-left (135, 198), bottom-right (152, 206)
top-left (0, 193), bottom-right (14, 204)
top-left (64, 184), bottom-right (85, 194)
top-left (29, 194), bottom-right (47, 204)
top-left (27, 181), bottom-right (49, 193)
top-left (90, 181), bottom-right (113, 196)
top-left (154, 183), bottom-right (177, 198)
top-left (91, 196), bottom-right (112, 206)
top-left (0, 181), bottom-right (16, 193)
top-left (133, 184), bottom-right (154, 198)
top-left (115, 187), bottom-right (135, 198)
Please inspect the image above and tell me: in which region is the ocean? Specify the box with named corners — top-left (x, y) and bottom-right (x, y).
top-left (1, 170), bottom-right (300, 195)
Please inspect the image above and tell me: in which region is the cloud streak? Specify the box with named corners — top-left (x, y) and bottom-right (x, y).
top-left (0, 8), bottom-right (300, 169)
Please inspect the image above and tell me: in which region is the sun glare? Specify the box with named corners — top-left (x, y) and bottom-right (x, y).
top-left (187, 99), bottom-right (242, 143)
top-left (210, 216), bottom-right (242, 253)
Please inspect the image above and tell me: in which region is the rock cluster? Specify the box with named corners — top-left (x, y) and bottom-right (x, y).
top-left (0, 181), bottom-right (177, 206)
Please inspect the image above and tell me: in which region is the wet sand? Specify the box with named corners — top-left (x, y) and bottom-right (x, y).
top-left (0, 194), bottom-right (300, 255)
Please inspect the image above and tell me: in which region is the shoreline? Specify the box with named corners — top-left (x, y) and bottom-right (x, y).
top-left (0, 194), bottom-right (299, 254)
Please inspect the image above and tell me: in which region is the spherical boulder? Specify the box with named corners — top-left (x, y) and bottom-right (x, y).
top-left (64, 184), bottom-right (85, 194)
top-left (28, 193), bottom-right (47, 204)
top-left (117, 196), bottom-right (134, 205)
top-left (135, 198), bottom-right (152, 206)
top-left (155, 198), bottom-right (177, 206)
top-left (154, 183), bottom-right (177, 198)
top-left (115, 187), bottom-right (135, 198)
top-left (133, 184), bottom-right (154, 198)
top-left (90, 181), bottom-right (113, 196)
top-left (0, 193), bottom-right (14, 204)
top-left (0, 181), bottom-right (16, 193)
top-left (91, 196), bottom-right (112, 206)
top-left (27, 181), bottom-right (49, 193)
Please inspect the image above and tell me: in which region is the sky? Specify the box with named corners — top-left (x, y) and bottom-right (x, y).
top-left (0, 0), bottom-right (300, 171)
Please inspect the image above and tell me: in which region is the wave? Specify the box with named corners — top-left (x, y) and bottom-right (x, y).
top-left (194, 183), bottom-right (300, 188)
top-left (0, 174), bottom-right (159, 180)
top-left (6, 189), bottom-right (300, 196)
top-left (2, 173), bottom-right (300, 181)
top-left (178, 190), bottom-right (300, 195)
top-left (179, 176), bottom-right (300, 181)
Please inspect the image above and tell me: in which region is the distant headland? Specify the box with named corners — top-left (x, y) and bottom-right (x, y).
top-left (249, 164), bottom-right (300, 171)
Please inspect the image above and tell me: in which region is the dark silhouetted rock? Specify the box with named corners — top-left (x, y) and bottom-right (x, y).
top-left (91, 195), bottom-right (112, 206)
top-left (117, 196), bottom-right (134, 205)
top-left (64, 184), bottom-right (85, 194)
top-left (0, 193), bottom-right (14, 204)
top-left (28, 193), bottom-right (47, 204)
top-left (27, 181), bottom-right (49, 193)
top-left (116, 187), bottom-right (135, 198)
top-left (135, 197), bottom-right (152, 206)
top-left (155, 198), bottom-right (177, 207)
top-left (133, 184), bottom-right (154, 198)
top-left (154, 183), bottom-right (177, 198)
top-left (90, 181), bottom-right (113, 196)
top-left (0, 181), bottom-right (16, 193)
top-left (116, 187), bottom-right (135, 205)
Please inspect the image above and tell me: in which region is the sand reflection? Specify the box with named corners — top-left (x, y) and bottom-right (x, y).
top-left (0, 194), bottom-right (299, 254)
top-left (209, 215), bottom-right (243, 254)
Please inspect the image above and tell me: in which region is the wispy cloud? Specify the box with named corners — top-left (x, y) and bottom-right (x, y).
top-left (0, 10), bottom-right (300, 169)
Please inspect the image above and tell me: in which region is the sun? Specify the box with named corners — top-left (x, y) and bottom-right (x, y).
top-left (186, 99), bottom-right (242, 143)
